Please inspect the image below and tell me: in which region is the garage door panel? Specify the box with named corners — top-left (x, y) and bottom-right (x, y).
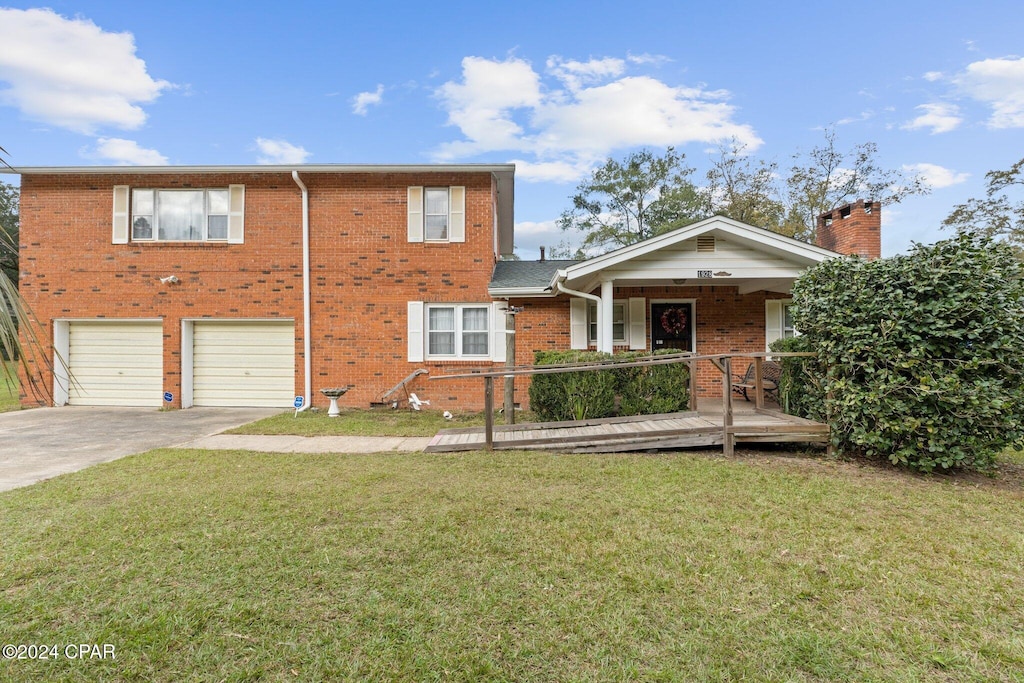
top-left (192, 321), bottom-right (294, 408)
top-left (68, 321), bottom-right (163, 407)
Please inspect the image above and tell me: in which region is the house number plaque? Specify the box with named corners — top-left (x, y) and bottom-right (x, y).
top-left (697, 270), bottom-right (713, 278)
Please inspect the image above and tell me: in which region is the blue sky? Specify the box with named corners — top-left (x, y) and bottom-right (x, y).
top-left (1, 1), bottom-right (1022, 257)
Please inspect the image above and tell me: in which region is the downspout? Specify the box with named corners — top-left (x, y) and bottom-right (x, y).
top-left (556, 280), bottom-right (603, 351)
top-left (292, 171), bottom-right (312, 413)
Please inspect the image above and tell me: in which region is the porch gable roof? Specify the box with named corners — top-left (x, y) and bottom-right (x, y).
top-left (490, 216), bottom-right (841, 298)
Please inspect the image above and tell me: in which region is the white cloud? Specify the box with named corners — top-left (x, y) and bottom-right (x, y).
top-left (835, 111), bottom-right (874, 126)
top-left (352, 84), bottom-right (384, 115)
top-left (434, 55), bottom-right (761, 181)
top-left (953, 56), bottom-right (1024, 128)
top-left (254, 138), bottom-right (310, 164)
top-left (627, 52), bottom-right (671, 66)
top-left (902, 162), bottom-right (969, 189)
top-left (0, 8), bottom-right (171, 134)
top-left (923, 71), bottom-right (944, 82)
top-left (509, 158), bottom-right (595, 183)
top-left (511, 219), bottom-right (567, 260)
top-left (86, 138), bottom-right (167, 165)
top-left (547, 56), bottom-right (626, 92)
top-left (901, 103), bottom-right (963, 134)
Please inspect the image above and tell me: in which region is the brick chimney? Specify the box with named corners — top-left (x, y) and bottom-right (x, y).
top-left (814, 199), bottom-right (881, 260)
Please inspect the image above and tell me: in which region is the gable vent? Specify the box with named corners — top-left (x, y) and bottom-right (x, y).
top-left (696, 236), bottom-right (716, 252)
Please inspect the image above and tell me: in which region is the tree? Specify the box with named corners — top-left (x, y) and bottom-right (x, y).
top-left (703, 141), bottom-right (786, 230)
top-left (558, 147), bottom-right (704, 254)
top-left (943, 157), bottom-right (1024, 254)
top-left (706, 129), bottom-right (929, 242)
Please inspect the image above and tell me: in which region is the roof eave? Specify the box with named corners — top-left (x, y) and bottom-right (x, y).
top-left (3, 163), bottom-right (517, 175)
top-left (487, 286), bottom-right (556, 298)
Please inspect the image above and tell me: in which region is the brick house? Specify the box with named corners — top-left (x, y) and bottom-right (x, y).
top-left (11, 163), bottom-right (878, 411)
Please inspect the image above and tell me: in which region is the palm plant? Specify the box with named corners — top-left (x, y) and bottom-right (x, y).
top-left (0, 146), bottom-right (52, 399)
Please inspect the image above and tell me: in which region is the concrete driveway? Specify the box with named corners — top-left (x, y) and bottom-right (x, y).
top-left (0, 406), bottom-right (279, 492)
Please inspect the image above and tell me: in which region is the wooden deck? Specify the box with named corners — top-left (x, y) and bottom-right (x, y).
top-left (425, 407), bottom-right (829, 453)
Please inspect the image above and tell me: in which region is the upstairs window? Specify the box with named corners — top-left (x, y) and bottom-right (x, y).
top-left (407, 186), bottom-right (465, 243)
top-left (424, 188), bottom-right (450, 241)
top-left (132, 189), bottom-right (230, 242)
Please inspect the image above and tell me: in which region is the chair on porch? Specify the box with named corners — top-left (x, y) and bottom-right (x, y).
top-left (732, 361), bottom-right (781, 403)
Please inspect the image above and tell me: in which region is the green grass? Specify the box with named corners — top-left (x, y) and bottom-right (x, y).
top-left (0, 361), bottom-right (19, 412)
top-left (2, 449), bottom-right (1022, 681)
top-left (225, 407), bottom-right (498, 437)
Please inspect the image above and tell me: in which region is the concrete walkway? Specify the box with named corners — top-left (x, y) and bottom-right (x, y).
top-left (182, 434), bottom-right (432, 453)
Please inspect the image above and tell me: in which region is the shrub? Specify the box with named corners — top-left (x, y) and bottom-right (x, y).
top-left (528, 349), bottom-right (691, 422)
top-left (529, 350), bottom-right (616, 421)
top-left (615, 349), bottom-right (690, 416)
top-left (791, 233), bottom-right (1024, 472)
top-left (769, 336), bottom-right (820, 420)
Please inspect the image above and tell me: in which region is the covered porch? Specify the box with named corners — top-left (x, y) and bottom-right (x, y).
top-left (490, 216), bottom-right (838, 399)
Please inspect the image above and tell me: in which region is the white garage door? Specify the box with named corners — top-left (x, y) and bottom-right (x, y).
top-left (192, 321), bottom-right (295, 407)
top-left (68, 321), bottom-right (163, 407)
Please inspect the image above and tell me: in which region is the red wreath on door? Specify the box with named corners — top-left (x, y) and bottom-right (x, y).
top-left (660, 307), bottom-right (688, 336)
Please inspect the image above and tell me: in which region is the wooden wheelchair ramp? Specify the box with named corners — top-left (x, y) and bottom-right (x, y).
top-left (425, 408), bottom-right (829, 454)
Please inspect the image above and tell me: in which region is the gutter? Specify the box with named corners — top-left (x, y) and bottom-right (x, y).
top-left (555, 280), bottom-right (601, 303)
top-left (292, 171), bottom-right (312, 413)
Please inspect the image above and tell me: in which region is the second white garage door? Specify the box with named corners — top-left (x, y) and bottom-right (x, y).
top-left (191, 321), bottom-right (295, 407)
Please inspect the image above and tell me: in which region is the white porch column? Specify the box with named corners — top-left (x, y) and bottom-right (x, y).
top-left (600, 279), bottom-right (615, 354)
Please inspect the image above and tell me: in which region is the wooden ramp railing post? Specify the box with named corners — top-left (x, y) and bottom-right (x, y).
top-left (484, 376), bottom-right (494, 451)
top-left (753, 356), bottom-right (764, 410)
top-left (688, 359), bottom-right (698, 411)
top-left (722, 356), bottom-right (734, 456)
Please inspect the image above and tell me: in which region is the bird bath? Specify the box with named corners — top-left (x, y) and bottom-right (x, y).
top-left (319, 386), bottom-right (350, 417)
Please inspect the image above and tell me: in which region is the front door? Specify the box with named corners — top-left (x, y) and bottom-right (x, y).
top-left (651, 302), bottom-right (693, 352)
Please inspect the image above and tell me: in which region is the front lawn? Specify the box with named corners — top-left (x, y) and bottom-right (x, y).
top-left (226, 407), bottom-right (496, 437)
top-left (1, 449), bottom-right (1022, 681)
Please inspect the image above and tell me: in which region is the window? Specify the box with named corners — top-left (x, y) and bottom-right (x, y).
top-left (765, 299), bottom-right (796, 351)
top-left (407, 186), bottom-right (465, 243)
top-left (588, 302), bottom-right (627, 344)
top-left (427, 304), bottom-right (489, 357)
top-left (782, 303), bottom-right (796, 340)
top-left (132, 189), bottom-right (230, 242)
top-left (424, 188), bottom-right (449, 241)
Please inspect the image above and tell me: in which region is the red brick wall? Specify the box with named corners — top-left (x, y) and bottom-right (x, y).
top-left (18, 171), bottom-right (499, 411)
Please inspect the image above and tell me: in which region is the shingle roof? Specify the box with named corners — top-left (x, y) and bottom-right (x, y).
top-left (489, 259), bottom-right (581, 291)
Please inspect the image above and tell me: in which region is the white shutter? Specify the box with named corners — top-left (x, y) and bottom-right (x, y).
top-left (449, 186), bottom-right (465, 243)
top-left (765, 300), bottom-right (783, 352)
top-left (491, 302), bottom-right (507, 363)
top-left (628, 297), bottom-right (647, 350)
top-left (227, 184), bottom-right (245, 244)
top-left (408, 301), bottom-right (424, 362)
top-left (407, 187), bottom-right (424, 242)
top-left (570, 298), bottom-right (588, 350)
top-left (112, 185), bottom-right (129, 244)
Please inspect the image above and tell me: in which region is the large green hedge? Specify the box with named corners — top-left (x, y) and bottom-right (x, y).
top-left (790, 233), bottom-right (1024, 472)
top-left (529, 350), bottom-right (690, 422)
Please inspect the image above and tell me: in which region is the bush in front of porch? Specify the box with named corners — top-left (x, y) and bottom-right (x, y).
top-left (529, 350), bottom-right (690, 422)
